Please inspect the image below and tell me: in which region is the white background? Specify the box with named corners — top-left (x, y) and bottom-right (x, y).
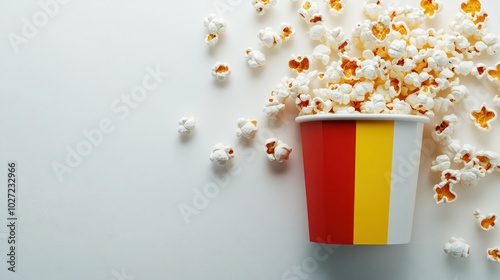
top-left (1, 0), bottom-right (500, 279)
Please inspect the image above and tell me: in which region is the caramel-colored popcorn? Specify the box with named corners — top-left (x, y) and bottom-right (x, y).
top-left (289, 55), bottom-right (311, 74)
top-left (434, 181), bottom-right (457, 204)
top-left (487, 248), bottom-right (500, 263)
top-left (470, 104), bottom-right (496, 131)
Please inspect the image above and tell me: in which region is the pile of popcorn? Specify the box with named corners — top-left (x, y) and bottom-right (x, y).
top-left (260, 0), bottom-right (500, 119)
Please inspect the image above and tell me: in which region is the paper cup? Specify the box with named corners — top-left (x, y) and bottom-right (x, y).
top-left (296, 114), bottom-right (429, 245)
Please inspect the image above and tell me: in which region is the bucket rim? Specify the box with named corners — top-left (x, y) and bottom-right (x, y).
top-left (296, 114), bottom-right (430, 123)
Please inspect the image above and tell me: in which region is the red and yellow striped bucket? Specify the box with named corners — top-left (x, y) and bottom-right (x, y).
top-left (296, 115), bottom-right (429, 245)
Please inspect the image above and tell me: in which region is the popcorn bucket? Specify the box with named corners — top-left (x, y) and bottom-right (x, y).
top-left (296, 114), bottom-right (429, 245)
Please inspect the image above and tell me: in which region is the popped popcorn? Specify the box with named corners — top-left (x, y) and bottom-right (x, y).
top-left (211, 62), bottom-right (231, 81)
top-left (280, 23), bottom-right (296, 41)
top-left (206, 33), bottom-right (219, 47)
top-left (178, 117), bottom-right (196, 135)
top-left (474, 209), bottom-right (496, 231)
top-left (245, 48), bottom-right (267, 68)
top-left (204, 14), bottom-right (227, 35)
top-left (257, 27), bottom-right (282, 48)
top-left (263, 98), bottom-right (286, 119)
top-left (431, 154), bottom-right (451, 172)
top-left (433, 181), bottom-right (457, 204)
top-left (236, 118), bottom-right (258, 139)
top-left (289, 55), bottom-right (311, 74)
top-left (209, 144), bottom-right (235, 165)
top-left (312, 44), bottom-right (331, 65)
top-left (470, 104), bottom-right (496, 131)
top-left (432, 114), bottom-right (458, 144)
top-left (298, 1), bottom-right (322, 24)
top-left (265, 138), bottom-right (292, 162)
top-left (251, 0), bottom-right (277, 15)
top-left (420, 0), bottom-right (442, 19)
top-left (363, 0), bottom-right (383, 20)
top-left (204, 14), bottom-right (226, 46)
top-left (444, 237), bottom-right (470, 258)
top-left (487, 248), bottom-right (500, 263)
top-left (325, 0), bottom-right (345, 16)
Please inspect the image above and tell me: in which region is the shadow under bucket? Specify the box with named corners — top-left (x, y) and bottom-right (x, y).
top-left (296, 114), bottom-right (429, 245)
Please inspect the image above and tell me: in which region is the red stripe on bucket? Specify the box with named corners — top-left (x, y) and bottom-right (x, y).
top-left (300, 121), bottom-right (356, 244)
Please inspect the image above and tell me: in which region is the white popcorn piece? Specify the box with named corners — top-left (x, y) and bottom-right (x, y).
top-left (309, 24), bottom-right (328, 43)
top-left (450, 85), bottom-right (469, 102)
top-left (312, 44), bottom-right (331, 65)
top-left (206, 33), bottom-right (219, 46)
top-left (257, 27), bottom-right (282, 48)
top-left (487, 248), bottom-right (500, 263)
top-left (312, 97), bottom-right (333, 114)
top-left (361, 93), bottom-right (386, 113)
top-left (236, 118), bottom-right (258, 139)
top-left (270, 83), bottom-right (291, 103)
top-left (460, 166), bottom-right (484, 186)
top-left (444, 237), bottom-right (470, 258)
top-left (298, 1), bottom-right (322, 24)
top-left (431, 154), bottom-right (451, 172)
top-left (454, 143), bottom-right (475, 167)
top-left (211, 62), bottom-right (231, 81)
top-left (481, 33), bottom-right (500, 55)
top-left (388, 40), bottom-right (407, 60)
top-left (283, 71), bottom-right (317, 98)
top-left (296, 93), bottom-right (314, 115)
top-left (178, 116), bottom-right (196, 135)
top-left (444, 139), bottom-right (462, 159)
top-left (387, 99), bottom-right (412, 115)
top-left (441, 169), bottom-right (461, 185)
top-left (325, 0), bottom-right (345, 16)
top-left (245, 48), bottom-right (266, 68)
top-left (264, 99), bottom-right (286, 119)
top-left (327, 27), bottom-right (346, 49)
top-left (279, 23), bottom-right (296, 41)
top-left (404, 6), bottom-right (425, 27)
top-left (475, 150), bottom-right (500, 174)
top-left (251, 0), bottom-right (277, 15)
top-left (363, 0), bottom-right (383, 20)
top-left (474, 208), bottom-right (496, 231)
top-left (432, 114), bottom-right (458, 143)
top-left (470, 104), bottom-right (497, 131)
top-left (471, 63), bottom-right (487, 79)
top-left (265, 138), bottom-right (292, 162)
top-left (209, 144), bottom-right (235, 165)
top-left (204, 14), bottom-right (227, 35)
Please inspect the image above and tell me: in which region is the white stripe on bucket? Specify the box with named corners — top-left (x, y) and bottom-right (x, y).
top-left (387, 121), bottom-right (424, 244)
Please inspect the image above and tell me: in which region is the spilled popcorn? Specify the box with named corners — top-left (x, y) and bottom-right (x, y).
top-left (209, 144), bottom-right (235, 165)
top-left (178, 117), bottom-right (196, 135)
top-left (245, 48), bottom-right (267, 68)
top-left (444, 237), bottom-right (470, 258)
top-left (204, 14), bottom-right (226, 46)
top-left (474, 208), bottom-right (496, 231)
top-left (251, 0), bottom-right (277, 15)
top-left (265, 138), bottom-right (292, 162)
top-left (211, 62), bottom-right (231, 81)
top-left (236, 118), bottom-right (258, 139)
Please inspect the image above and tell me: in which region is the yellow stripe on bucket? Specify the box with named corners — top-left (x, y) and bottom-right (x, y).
top-left (353, 121), bottom-right (394, 244)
